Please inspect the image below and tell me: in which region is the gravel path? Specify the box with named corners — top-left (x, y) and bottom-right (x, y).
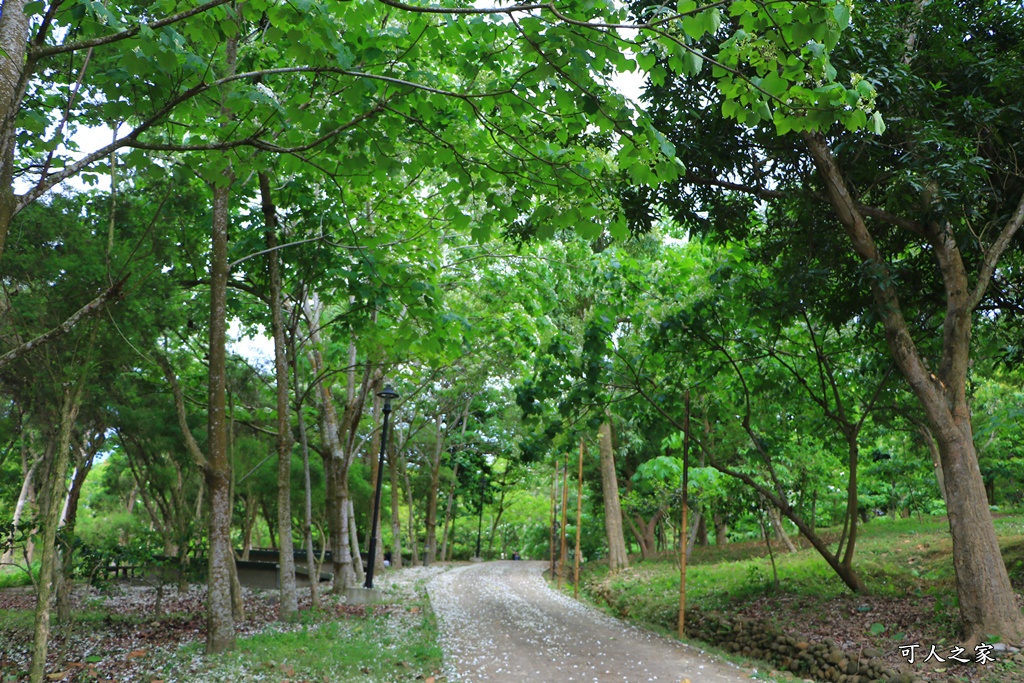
top-left (427, 560), bottom-right (753, 683)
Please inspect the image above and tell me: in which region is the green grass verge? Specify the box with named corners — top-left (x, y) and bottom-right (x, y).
top-left (146, 590), bottom-right (443, 682)
top-left (0, 562), bottom-right (39, 589)
top-left (583, 511), bottom-right (1024, 631)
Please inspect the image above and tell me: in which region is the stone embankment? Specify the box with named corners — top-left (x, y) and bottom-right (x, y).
top-left (683, 610), bottom-right (922, 683)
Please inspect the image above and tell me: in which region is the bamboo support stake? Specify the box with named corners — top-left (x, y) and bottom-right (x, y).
top-left (678, 389), bottom-right (690, 640)
top-left (574, 437), bottom-right (584, 600)
top-left (559, 454), bottom-right (569, 590)
top-left (550, 460), bottom-right (558, 578)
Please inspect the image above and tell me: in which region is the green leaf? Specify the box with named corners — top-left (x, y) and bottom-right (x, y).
top-left (868, 623), bottom-right (886, 636)
top-left (471, 225), bottom-right (491, 242)
top-left (762, 72), bottom-right (788, 97)
top-left (679, 51), bottom-right (703, 76)
top-left (609, 216), bottom-right (629, 240)
top-left (869, 111), bottom-right (886, 135)
top-left (833, 4), bottom-right (851, 30)
top-left (576, 221), bottom-right (603, 240)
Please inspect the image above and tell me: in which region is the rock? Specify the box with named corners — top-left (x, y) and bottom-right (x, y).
top-left (797, 642), bottom-right (810, 651)
top-left (828, 650), bottom-right (845, 665)
top-left (863, 647), bottom-right (883, 659)
top-left (1013, 653), bottom-right (1024, 665)
top-left (898, 673), bottom-right (914, 683)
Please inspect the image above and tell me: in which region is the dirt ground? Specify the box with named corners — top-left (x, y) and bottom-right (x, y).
top-left (427, 560), bottom-right (753, 683)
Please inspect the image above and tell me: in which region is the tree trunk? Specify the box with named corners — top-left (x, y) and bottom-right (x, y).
top-left (241, 495), bottom-right (256, 560)
top-left (56, 449), bottom-right (95, 624)
top-left (364, 375), bottom-right (385, 573)
top-left (713, 513), bottom-right (728, 545)
top-left (204, 172), bottom-right (236, 654)
top-left (228, 550), bottom-right (244, 622)
top-left (335, 487), bottom-right (355, 590)
top-left (304, 303), bottom-right (370, 592)
top-left (710, 457), bottom-right (866, 592)
top-left (261, 501), bottom-right (277, 550)
top-left (597, 420), bottom-right (628, 573)
top-left (347, 499), bottom-right (365, 585)
top-left (261, 176), bottom-right (297, 620)
top-left (804, 131), bottom-right (1024, 644)
top-left (446, 509), bottom-right (458, 561)
top-left (626, 511), bottom-right (662, 560)
top-left (388, 440), bottom-right (403, 570)
top-left (0, 0), bottom-right (30, 261)
top-left (404, 460), bottom-right (419, 566)
top-left (1, 449), bottom-right (39, 565)
top-left (917, 423), bottom-right (946, 504)
top-left (439, 462), bottom-right (459, 563)
top-left (767, 503), bottom-right (797, 553)
top-left (424, 412), bottom-right (444, 566)
top-left (291, 339), bottom-right (320, 607)
top-left (686, 511), bottom-right (702, 559)
top-left (28, 386), bottom-right (83, 683)
top-left (486, 467), bottom-right (511, 558)
top-left (323, 454), bottom-right (344, 590)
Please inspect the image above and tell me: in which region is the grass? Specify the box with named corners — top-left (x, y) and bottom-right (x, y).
top-left (0, 562), bottom-right (38, 589)
top-left (581, 510), bottom-right (1024, 646)
top-left (0, 572), bottom-right (445, 683)
top-left (149, 610), bottom-right (441, 683)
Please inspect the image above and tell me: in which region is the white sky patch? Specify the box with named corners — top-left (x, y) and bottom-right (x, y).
top-left (611, 68), bottom-right (647, 106)
top-left (228, 319), bottom-right (275, 370)
top-left (14, 122), bottom-right (128, 195)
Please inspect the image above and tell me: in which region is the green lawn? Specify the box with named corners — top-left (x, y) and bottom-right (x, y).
top-left (578, 511), bottom-right (1024, 683)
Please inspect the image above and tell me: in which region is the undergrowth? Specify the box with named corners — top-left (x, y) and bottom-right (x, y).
top-left (582, 511), bottom-right (1024, 636)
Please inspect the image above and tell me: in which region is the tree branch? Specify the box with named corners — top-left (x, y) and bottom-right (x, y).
top-left (969, 190), bottom-right (1024, 309)
top-left (0, 277), bottom-right (127, 370)
top-left (154, 354), bottom-right (209, 471)
top-left (29, 0), bottom-right (235, 58)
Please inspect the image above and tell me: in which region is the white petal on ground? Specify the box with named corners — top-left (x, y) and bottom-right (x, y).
top-left (428, 561), bottom-right (752, 683)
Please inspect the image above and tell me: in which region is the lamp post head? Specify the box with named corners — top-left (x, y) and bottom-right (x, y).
top-left (377, 385), bottom-right (399, 410)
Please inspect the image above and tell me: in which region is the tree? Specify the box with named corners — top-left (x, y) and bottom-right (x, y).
top-left (0, 186), bottom-right (181, 682)
top-left (639, 0), bottom-right (1024, 642)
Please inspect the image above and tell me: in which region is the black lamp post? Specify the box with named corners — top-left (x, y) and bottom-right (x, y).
top-left (364, 384), bottom-right (399, 589)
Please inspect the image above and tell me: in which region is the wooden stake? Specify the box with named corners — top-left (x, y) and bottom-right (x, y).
top-left (550, 460), bottom-right (558, 578)
top-left (574, 437), bottom-right (584, 600)
top-left (678, 389), bottom-right (690, 640)
top-left (559, 454), bottom-right (569, 590)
